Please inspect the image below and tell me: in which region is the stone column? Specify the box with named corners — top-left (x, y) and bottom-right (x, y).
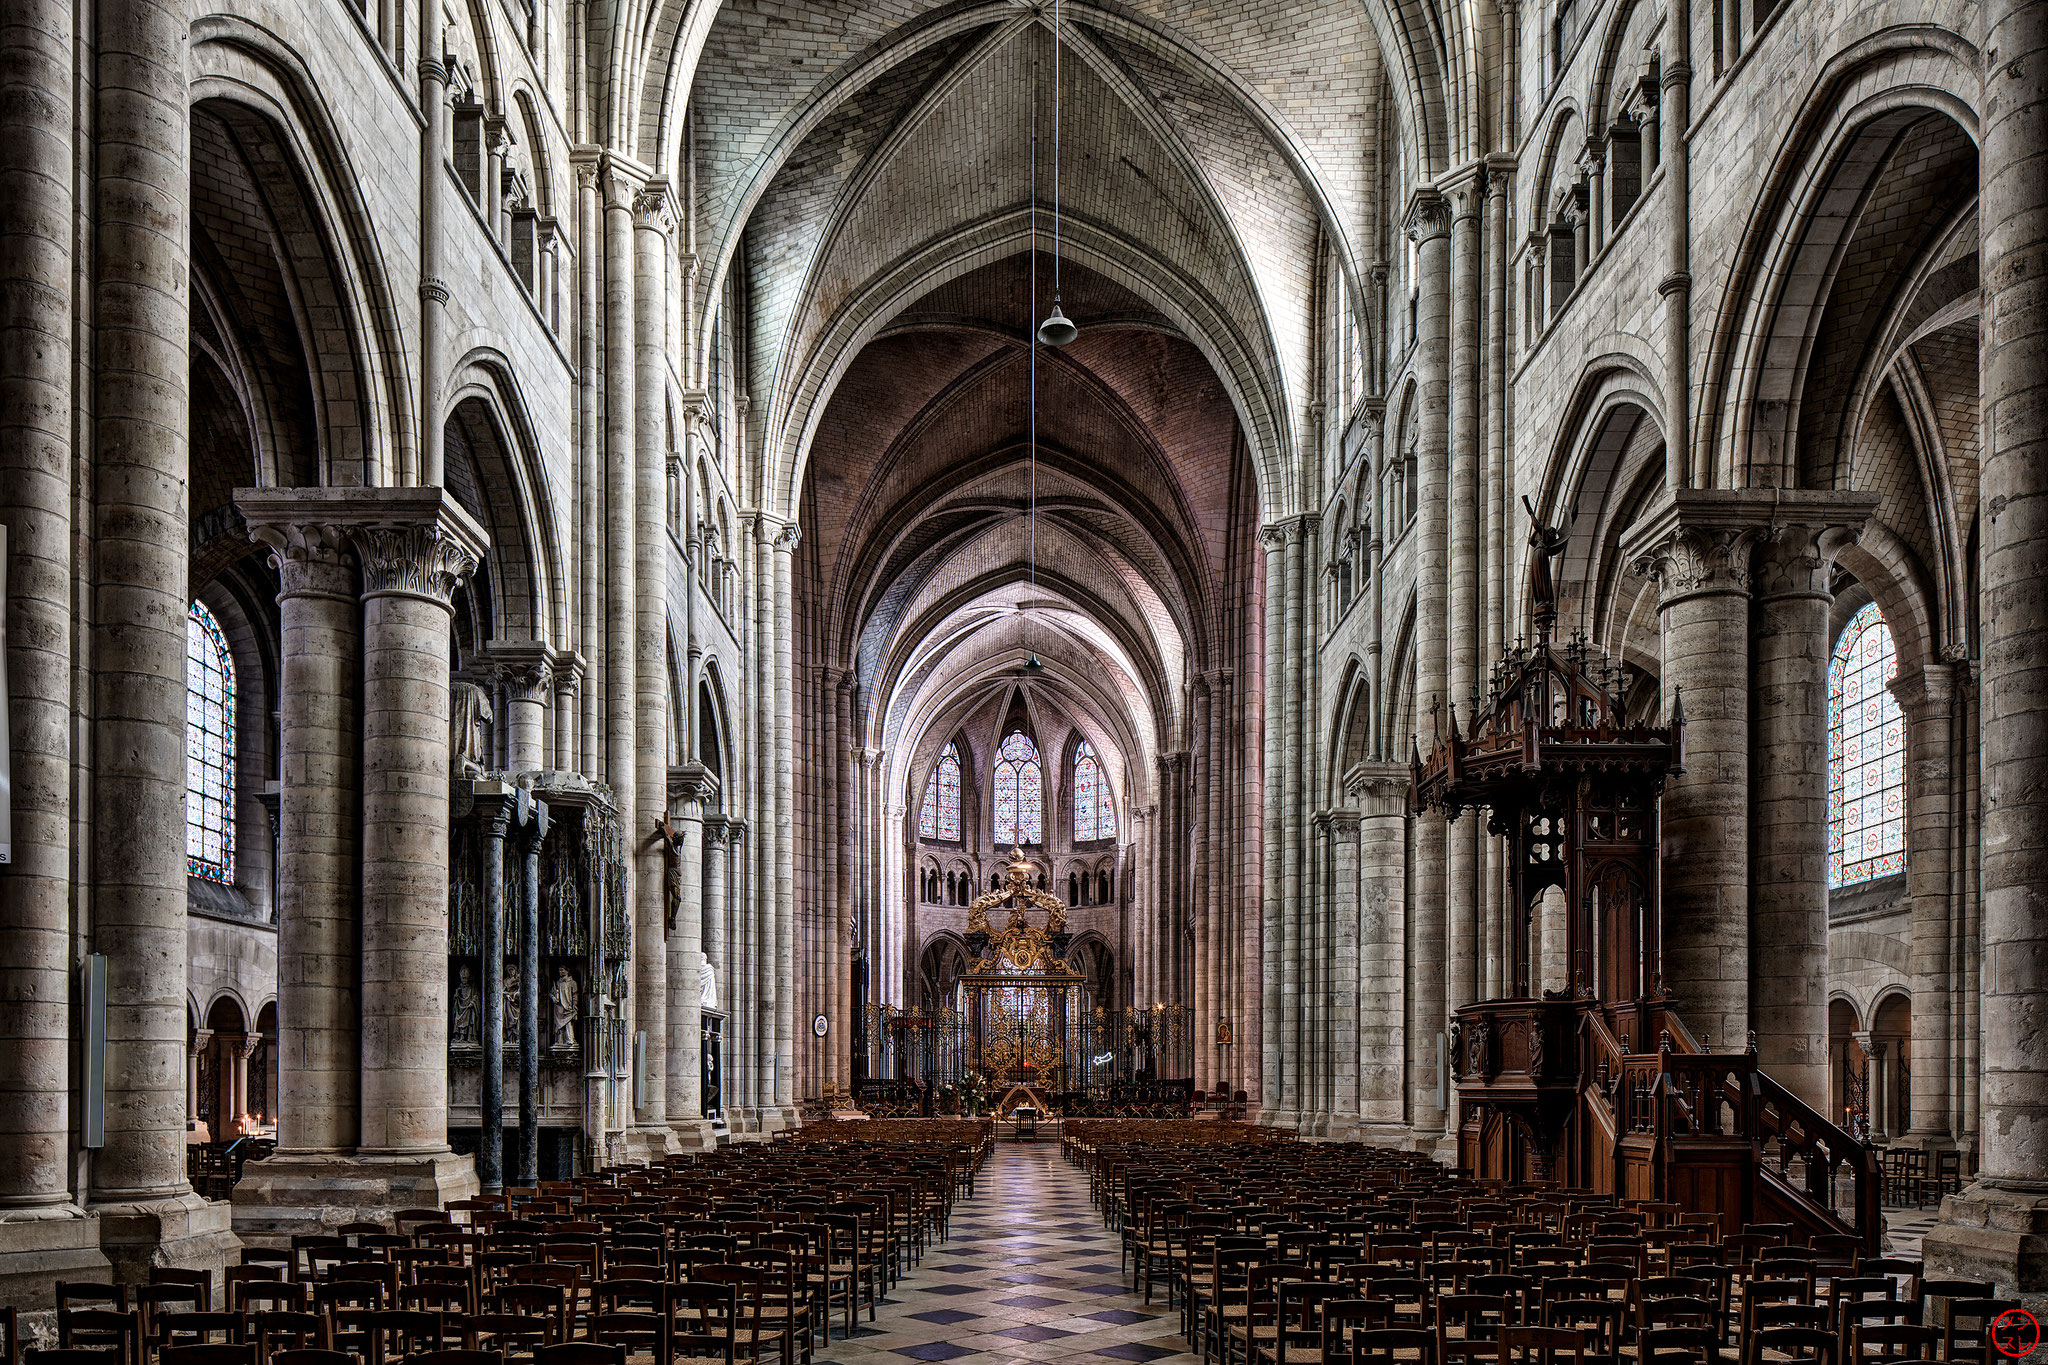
top-left (1749, 508), bottom-right (1871, 1107)
top-left (552, 658), bottom-right (582, 773)
top-left (1353, 766), bottom-right (1409, 1135)
top-left (1928, 0), bottom-right (2048, 1299)
top-left (231, 1037), bottom-right (260, 1131)
top-left (238, 506), bottom-right (361, 1159)
top-left (493, 644), bottom-right (553, 772)
top-left (1191, 676), bottom-right (1214, 1089)
top-left (1259, 529), bottom-right (1285, 1118)
top-left (88, 0), bottom-right (243, 1279)
top-left (417, 47), bottom-right (449, 486)
top-left (1893, 663), bottom-right (1957, 1146)
top-left (1285, 524), bottom-right (1311, 1126)
top-left (0, 0), bottom-right (101, 1291)
top-left (514, 797), bottom-right (546, 1186)
top-left (474, 788), bottom-right (512, 1192)
top-left (1622, 493), bottom-right (1765, 1050)
top-left (772, 524), bottom-right (800, 1119)
top-left (629, 184), bottom-right (674, 1151)
top-left (350, 496), bottom-right (486, 1184)
top-left (666, 764), bottom-right (716, 1148)
top-left (704, 816), bottom-right (731, 1119)
top-left (1407, 187), bottom-right (1452, 1145)
top-left (1329, 811), bottom-right (1362, 1134)
top-left (1447, 176), bottom-right (1484, 1021)
top-left (187, 1036), bottom-right (208, 1131)
top-left (833, 675), bottom-right (857, 1092)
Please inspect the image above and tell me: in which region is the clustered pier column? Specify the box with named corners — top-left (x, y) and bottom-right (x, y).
top-left (1926, 0), bottom-right (2048, 1305)
top-left (231, 488), bottom-right (487, 1238)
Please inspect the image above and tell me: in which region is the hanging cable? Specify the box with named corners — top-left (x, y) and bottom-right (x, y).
top-left (1027, 37), bottom-right (1040, 666)
top-left (1037, 0), bottom-right (1077, 348)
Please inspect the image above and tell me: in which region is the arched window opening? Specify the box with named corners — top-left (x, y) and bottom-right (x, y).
top-left (186, 601), bottom-right (236, 884)
top-left (1829, 602), bottom-right (1905, 887)
top-left (1069, 872), bottom-right (1080, 906)
top-left (918, 742), bottom-right (962, 841)
top-left (993, 731), bottom-right (1043, 846)
top-left (1099, 871), bottom-right (1112, 903)
top-left (1073, 739), bottom-right (1116, 842)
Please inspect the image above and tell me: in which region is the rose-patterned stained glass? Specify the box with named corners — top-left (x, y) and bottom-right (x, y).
top-left (1073, 740), bottom-right (1116, 842)
top-left (1828, 601), bottom-right (1905, 887)
top-left (993, 730), bottom-right (1043, 846)
top-left (186, 601), bottom-right (236, 884)
top-left (919, 742), bottom-right (962, 841)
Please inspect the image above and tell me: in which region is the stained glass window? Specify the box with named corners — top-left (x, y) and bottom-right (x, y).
top-left (1073, 740), bottom-right (1115, 841)
top-left (186, 601), bottom-right (236, 884)
top-left (918, 742), bottom-right (962, 841)
top-left (1829, 601), bottom-right (1905, 887)
top-left (993, 730), bottom-right (1043, 846)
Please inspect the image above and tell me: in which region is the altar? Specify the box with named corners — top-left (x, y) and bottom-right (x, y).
top-left (960, 853), bottom-right (1088, 1111)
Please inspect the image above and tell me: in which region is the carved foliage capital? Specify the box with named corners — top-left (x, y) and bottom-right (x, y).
top-left (1404, 189), bottom-right (1451, 243)
top-left (1630, 525), bottom-right (1760, 600)
top-left (633, 186), bottom-right (673, 231)
top-left (351, 522), bottom-right (481, 607)
top-left (247, 519), bottom-right (356, 599)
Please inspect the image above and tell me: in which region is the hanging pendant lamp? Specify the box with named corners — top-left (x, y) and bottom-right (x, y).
top-left (1039, 0), bottom-right (1077, 348)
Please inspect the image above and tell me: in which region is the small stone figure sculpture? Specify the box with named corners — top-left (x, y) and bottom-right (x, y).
top-left (502, 975), bottom-right (518, 1045)
top-left (451, 963), bottom-right (480, 1045)
top-left (451, 679), bottom-right (494, 776)
top-left (699, 958), bottom-right (717, 1011)
top-left (550, 965), bottom-right (579, 1049)
top-left (654, 811), bottom-right (684, 933)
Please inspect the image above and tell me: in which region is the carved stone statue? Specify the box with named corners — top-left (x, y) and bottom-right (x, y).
top-left (451, 679), bottom-right (494, 776)
top-left (502, 974), bottom-right (518, 1045)
top-left (550, 965), bottom-right (579, 1049)
top-left (1522, 495), bottom-right (1573, 629)
top-left (654, 812), bottom-right (684, 934)
top-left (699, 958), bottom-right (717, 1011)
top-left (451, 963), bottom-right (480, 1045)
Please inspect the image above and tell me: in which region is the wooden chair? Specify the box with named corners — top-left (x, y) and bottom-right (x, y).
top-left (58, 1311), bottom-right (142, 1365)
top-left (458, 1315), bottom-right (550, 1363)
top-left (150, 1274), bottom-right (214, 1315)
top-left (1544, 1298), bottom-right (1624, 1364)
top-left (666, 1283), bottom-right (737, 1365)
top-left (1640, 1326), bottom-right (1725, 1365)
top-left (529, 1348), bottom-right (620, 1365)
top-left (267, 1350), bottom-right (354, 1365)
top-left (1500, 1325), bottom-right (1589, 1365)
top-left (1352, 1327), bottom-right (1438, 1365)
top-left (157, 1347), bottom-right (257, 1365)
top-left (1321, 1300), bottom-right (1394, 1365)
top-left (1847, 1324), bottom-right (1938, 1364)
top-left (1749, 1327), bottom-right (1835, 1365)
top-left (1939, 1298), bottom-right (2020, 1365)
top-left (251, 1311), bottom-right (329, 1363)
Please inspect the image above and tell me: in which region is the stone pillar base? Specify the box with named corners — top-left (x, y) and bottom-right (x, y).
top-left (0, 1209), bottom-right (109, 1313)
top-left (93, 1191), bottom-right (238, 1290)
top-left (667, 1120), bottom-right (718, 1152)
top-left (231, 1151), bottom-right (478, 1246)
top-left (619, 1125), bottom-right (678, 1166)
top-left (1924, 1184), bottom-right (2048, 1311)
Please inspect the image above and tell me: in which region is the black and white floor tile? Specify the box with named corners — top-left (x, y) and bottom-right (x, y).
top-left (814, 1142), bottom-right (1199, 1365)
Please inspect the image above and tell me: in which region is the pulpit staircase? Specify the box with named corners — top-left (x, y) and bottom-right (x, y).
top-left (1422, 504), bottom-right (1883, 1252)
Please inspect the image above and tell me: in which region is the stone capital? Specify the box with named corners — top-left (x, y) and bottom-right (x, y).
top-left (633, 182), bottom-right (673, 232)
top-left (1889, 661), bottom-right (1956, 720)
top-left (485, 642), bottom-right (556, 702)
top-left (1328, 808), bottom-right (1364, 839)
top-left (552, 650), bottom-right (587, 697)
top-left (1404, 187), bottom-right (1451, 243)
top-left (1343, 761), bottom-right (1411, 818)
top-left (1620, 490), bottom-right (1788, 606)
top-left (236, 486), bottom-right (487, 609)
top-left (667, 761), bottom-right (720, 812)
top-left (1748, 495), bottom-right (1879, 602)
top-left (235, 492), bottom-right (358, 601)
top-left (702, 814), bottom-right (733, 849)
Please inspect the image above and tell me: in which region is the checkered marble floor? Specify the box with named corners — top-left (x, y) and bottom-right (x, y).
top-left (814, 1142), bottom-right (1200, 1365)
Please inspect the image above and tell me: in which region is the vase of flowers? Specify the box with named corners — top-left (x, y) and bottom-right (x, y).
top-left (960, 1069), bottom-right (990, 1118)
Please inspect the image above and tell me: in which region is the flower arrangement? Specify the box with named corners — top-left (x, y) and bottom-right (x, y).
top-left (959, 1068), bottom-right (991, 1117)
